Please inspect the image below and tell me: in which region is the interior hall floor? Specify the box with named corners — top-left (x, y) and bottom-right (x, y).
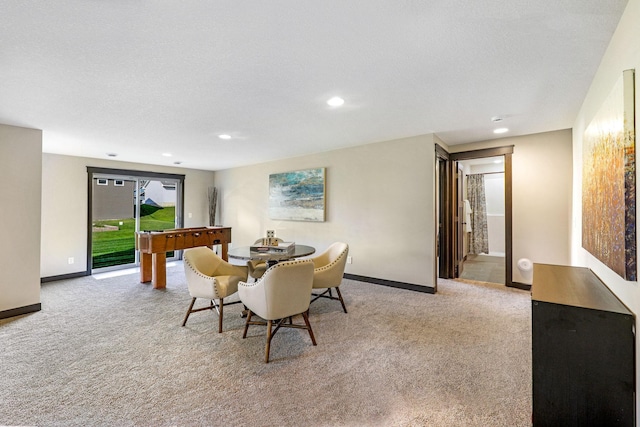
top-left (459, 254), bottom-right (505, 285)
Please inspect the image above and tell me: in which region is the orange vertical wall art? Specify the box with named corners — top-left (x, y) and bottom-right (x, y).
top-left (583, 69), bottom-right (636, 280)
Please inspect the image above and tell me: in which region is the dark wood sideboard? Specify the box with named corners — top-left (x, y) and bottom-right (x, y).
top-left (136, 226), bottom-right (231, 289)
top-left (531, 263), bottom-right (635, 426)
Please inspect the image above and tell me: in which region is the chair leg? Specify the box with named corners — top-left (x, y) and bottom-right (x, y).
top-left (181, 297), bottom-right (197, 326)
top-left (218, 297), bottom-right (224, 333)
top-left (310, 287), bottom-right (347, 313)
top-left (302, 311), bottom-right (317, 345)
top-left (242, 310), bottom-right (253, 338)
top-left (335, 287), bottom-right (348, 313)
top-left (265, 319), bottom-right (273, 363)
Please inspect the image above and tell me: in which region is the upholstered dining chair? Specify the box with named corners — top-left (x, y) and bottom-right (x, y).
top-left (182, 246), bottom-right (248, 333)
top-left (309, 242), bottom-right (349, 313)
top-left (247, 237), bottom-right (284, 281)
top-left (238, 259), bottom-right (316, 363)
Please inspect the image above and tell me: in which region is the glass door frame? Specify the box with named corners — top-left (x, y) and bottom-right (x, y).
top-left (86, 166), bottom-right (185, 275)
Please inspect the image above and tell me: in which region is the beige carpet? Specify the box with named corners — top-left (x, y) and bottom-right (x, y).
top-left (0, 265), bottom-right (532, 426)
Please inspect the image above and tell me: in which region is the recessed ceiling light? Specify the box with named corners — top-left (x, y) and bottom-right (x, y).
top-left (218, 134), bottom-right (232, 140)
top-left (106, 153), bottom-right (117, 157)
top-left (327, 96), bottom-right (345, 107)
top-left (162, 152), bottom-right (172, 157)
top-left (173, 161), bottom-right (182, 165)
top-left (493, 128), bottom-right (509, 134)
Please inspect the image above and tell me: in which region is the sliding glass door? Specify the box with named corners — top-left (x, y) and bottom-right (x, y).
top-left (88, 167), bottom-right (184, 273)
top-left (91, 176), bottom-right (138, 269)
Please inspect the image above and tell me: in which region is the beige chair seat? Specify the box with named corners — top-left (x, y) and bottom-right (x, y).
top-left (247, 259), bottom-right (268, 281)
top-left (247, 238), bottom-right (284, 281)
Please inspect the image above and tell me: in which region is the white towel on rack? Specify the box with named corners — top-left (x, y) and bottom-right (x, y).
top-left (463, 199), bottom-right (472, 233)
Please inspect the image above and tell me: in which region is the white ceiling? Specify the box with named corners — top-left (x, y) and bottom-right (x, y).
top-left (0, 1), bottom-right (629, 171)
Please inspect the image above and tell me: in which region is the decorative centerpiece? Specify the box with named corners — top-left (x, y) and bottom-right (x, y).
top-left (250, 241), bottom-right (295, 254)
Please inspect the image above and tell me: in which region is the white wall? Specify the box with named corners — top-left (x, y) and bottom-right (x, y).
top-left (215, 134), bottom-right (437, 287)
top-left (35, 127), bottom-right (572, 292)
top-left (451, 129), bottom-right (574, 284)
top-left (0, 124), bottom-right (42, 313)
top-left (41, 154), bottom-right (215, 278)
top-left (144, 180), bottom-right (177, 207)
top-left (485, 174), bottom-right (506, 255)
top-left (571, 0), bottom-right (640, 415)
top-left (215, 130), bottom-right (572, 287)
top-left (481, 173), bottom-right (505, 216)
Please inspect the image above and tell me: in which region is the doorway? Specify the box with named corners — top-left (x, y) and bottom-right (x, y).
top-left (86, 167), bottom-right (185, 274)
top-left (456, 156), bottom-right (506, 284)
top-left (435, 145), bottom-right (514, 288)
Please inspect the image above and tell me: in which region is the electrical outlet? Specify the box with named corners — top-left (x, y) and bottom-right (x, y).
top-left (68, 257), bottom-right (74, 265)
top-left (188, 212), bottom-right (192, 218)
top-left (347, 256), bottom-right (352, 264)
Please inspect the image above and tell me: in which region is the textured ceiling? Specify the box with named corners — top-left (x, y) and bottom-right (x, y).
top-left (0, 1), bottom-right (629, 171)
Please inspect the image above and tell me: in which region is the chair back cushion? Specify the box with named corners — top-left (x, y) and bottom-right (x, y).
top-left (312, 242), bottom-right (349, 289)
top-left (183, 247), bottom-right (246, 298)
top-left (184, 247), bottom-right (219, 298)
top-left (239, 260), bottom-right (314, 320)
top-left (185, 246), bottom-right (224, 275)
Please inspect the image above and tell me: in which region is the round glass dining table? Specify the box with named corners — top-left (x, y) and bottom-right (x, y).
top-left (228, 244), bottom-right (316, 266)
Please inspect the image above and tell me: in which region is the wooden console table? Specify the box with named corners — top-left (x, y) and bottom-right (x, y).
top-left (532, 263), bottom-right (634, 426)
top-left (136, 226), bottom-right (231, 289)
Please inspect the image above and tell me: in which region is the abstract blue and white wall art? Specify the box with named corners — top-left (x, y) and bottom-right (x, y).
top-left (269, 168), bottom-right (325, 221)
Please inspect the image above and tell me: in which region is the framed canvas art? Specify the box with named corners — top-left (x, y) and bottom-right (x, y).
top-left (582, 69), bottom-right (636, 280)
top-left (269, 168), bottom-right (326, 221)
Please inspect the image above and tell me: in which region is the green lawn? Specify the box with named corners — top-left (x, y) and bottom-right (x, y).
top-left (92, 205), bottom-right (176, 269)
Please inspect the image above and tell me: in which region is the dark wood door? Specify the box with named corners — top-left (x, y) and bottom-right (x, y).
top-left (455, 163), bottom-right (464, 277)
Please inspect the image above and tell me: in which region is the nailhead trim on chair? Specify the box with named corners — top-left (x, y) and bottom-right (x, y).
top-left (314, 248), bottom-right (348, 273)
top-left (240, 259), bottom-right (313, 288)
top-left (184, 256), bottom-right (222, 300)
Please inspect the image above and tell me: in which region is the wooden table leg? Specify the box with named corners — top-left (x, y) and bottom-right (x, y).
top-left (152, 252), bottom-right (167, 289)
top-left (221, 243), bottom-right (228, 262)
top-left (140, 252), bottom-right (152, 283)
